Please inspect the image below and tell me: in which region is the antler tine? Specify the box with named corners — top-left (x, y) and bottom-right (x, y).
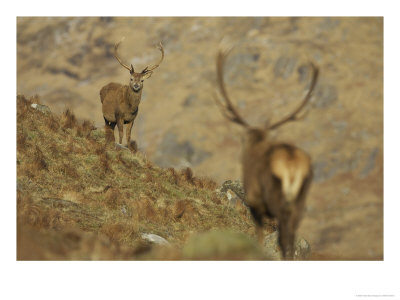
top-left (214, 90), bottom-right (239, 122)
top-left (215, 43), bottom-right (249, 128)
top-left (268, 62), bottom-right (319, 130)
top-left (142, 42), bottom-right (164, 73)
top-left (114, 37), bottom-right (132, 73)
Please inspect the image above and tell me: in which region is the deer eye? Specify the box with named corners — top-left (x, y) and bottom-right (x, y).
top-left (130, 78), bottom-right (133, 81)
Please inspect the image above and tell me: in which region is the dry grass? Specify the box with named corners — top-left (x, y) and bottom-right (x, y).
top-left (61, 108), bottom-right (77, 129)
top-left (16, 95), bottom-right (256, 260)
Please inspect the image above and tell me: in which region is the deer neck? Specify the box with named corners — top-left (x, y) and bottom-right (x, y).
top-left (127, 86), bottom-right (142, 108)
top-left (242, 138), bottom-right (271, 171)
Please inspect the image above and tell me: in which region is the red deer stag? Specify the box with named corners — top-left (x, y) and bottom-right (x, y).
top-left (215, 45), bottom-right (319, 260)
top-left (100, 38), bottom-right (164, 145)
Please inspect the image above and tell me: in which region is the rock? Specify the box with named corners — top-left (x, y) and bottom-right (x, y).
top-left (263, 231), bottom-right (311, 260)
top-left (115, 143), bottom-right (129, 150)
top-left (263, 232), bottom-right (282, 260)
top-left (31, 103), bottom-right (51, 114)
top-left (295, 238), bottom-right (311, 259)
top-left (226, 189), bottom-right (242, 206)
top-left (218, 180), bottom-right (245, 202)
top-left (141, 233), bottom-right (170, 246)
top-left (120, 206), bottom-right (128, 216)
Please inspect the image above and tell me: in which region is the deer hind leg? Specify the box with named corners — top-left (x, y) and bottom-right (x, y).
top-left (278, 209), bottom-right (296, 260)
top-left (104, 117), bottom-right (116, 143)
top-left (126, 107), bottom-right (138, 146)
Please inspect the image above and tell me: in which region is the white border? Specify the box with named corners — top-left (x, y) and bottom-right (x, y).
top-left (2, 1), bottom-right (399, 300)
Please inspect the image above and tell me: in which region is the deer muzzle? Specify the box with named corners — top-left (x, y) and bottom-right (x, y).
top-left (132, 83), bottom-right (141, 92)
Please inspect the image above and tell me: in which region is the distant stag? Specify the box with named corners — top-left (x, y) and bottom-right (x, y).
top-left (100, 38), bottom-right (164, 144)
top-left (215, 45), bottom-right (319, 260)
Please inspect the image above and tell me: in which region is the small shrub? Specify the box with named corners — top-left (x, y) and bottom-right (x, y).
top-left (77, 120), bottom-right (96, 138)
top-left (181, 167), bottom-right (194, 184)
top-left (128, 141), bottom-right (138, 152)
top-left (33, 146), bottom-right (48, 171)
top-left (61, 108), bottom-right (77, 129)
top-left (104, 187), bottom-right (123, 209)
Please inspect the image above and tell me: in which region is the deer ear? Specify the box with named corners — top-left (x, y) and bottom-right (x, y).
top-left (142, 71), bottom-right (153, 80)
top-left (130, 64), bottom-right (134, 74)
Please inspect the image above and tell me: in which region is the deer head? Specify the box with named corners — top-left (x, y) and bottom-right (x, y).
top-left (114, 38), bottom-right (164, 93)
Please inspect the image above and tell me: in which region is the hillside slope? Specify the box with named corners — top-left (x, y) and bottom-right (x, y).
top-left (17, 95), bottom-right (264, 260)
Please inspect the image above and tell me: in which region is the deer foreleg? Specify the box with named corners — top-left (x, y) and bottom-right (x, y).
top-left (116, 116), bottom-right (124, 145)
top-left (126, 121), bottom-right (134, 145)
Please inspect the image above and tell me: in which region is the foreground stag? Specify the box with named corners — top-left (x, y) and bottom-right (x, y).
top-left (215, 45), bottom-right (319, 260)
top-left (100, 38), bottom-right (164, 144)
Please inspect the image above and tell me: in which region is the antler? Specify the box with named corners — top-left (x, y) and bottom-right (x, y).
top-left (215, 44), bottom-right (249, 128)
top-left (141, 42), bottom-right (164, 74)
top-left (268, 63), bottom-right (319, 130)
top-left (114, 37), bottom-right (134, 74)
